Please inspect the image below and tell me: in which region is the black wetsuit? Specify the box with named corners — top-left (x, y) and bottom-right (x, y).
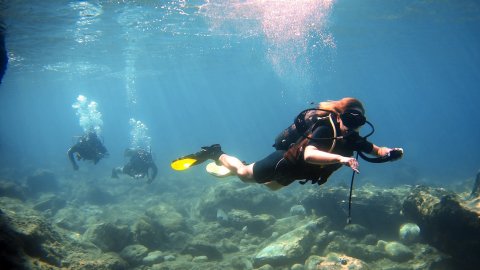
top-left (121, 149), bottom-right (158, 183)
top-left (68, 132), bottom-right (108, 170)
top-left (252, 122), bottom-right (373, 186)
top-left (0, 23), bottom-right (7, 84)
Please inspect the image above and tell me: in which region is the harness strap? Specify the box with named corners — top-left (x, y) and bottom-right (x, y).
top-left (327, 113), bottom-right (337, 153)
top-left (296, 113), bottom-right (338, 186)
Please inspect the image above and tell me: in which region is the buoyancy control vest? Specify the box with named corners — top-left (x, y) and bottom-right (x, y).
top-left (272, 108), bottom-right (342, 185)
top-left (273, 108), bottom-right (338, 152)
top-left (274, 108), bottom-right (399, 163)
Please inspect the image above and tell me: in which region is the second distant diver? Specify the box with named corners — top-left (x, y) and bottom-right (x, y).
top-left (112, 148), bottom-right (158, 184)
top-left (68, 131), bottom-right (108, 170)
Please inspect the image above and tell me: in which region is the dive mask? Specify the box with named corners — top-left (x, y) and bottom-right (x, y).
top-left (340, 109), bottom-right (366, 129)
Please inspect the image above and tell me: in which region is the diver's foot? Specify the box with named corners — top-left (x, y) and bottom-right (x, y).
top-left (195, 144), bottom-right (224, 165)
top-left (111, 168), bottom-right (119, 178)
top-left (206, 161), bottom-right (232, 178)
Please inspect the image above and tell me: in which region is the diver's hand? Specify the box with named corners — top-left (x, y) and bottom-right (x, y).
top-left (388, 148), bottom-right (403, 161)
top-left (340, 156), bottom-right (360, 174)
top-left (73, 164), bottom-right (79, 171)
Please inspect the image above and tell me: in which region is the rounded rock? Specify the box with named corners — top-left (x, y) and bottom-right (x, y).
top-left (384, 241), bottom-right (414, 262)
top-left (399, 223), bottom-right (421, 243)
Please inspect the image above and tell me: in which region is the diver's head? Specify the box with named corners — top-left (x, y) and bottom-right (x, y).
top-left (337, 98), bottom-right (366, 131)
top-left (340, 109), bottom-right (366, 130)
top-left (86, 131), bottom-right (98, 140)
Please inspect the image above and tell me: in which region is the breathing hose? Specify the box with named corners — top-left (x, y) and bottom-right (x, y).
top-left (346, 121), bottom-right (402, 224)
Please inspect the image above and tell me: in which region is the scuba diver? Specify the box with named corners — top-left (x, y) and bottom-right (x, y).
top-left (111, 148), bottom-right (158, 184)
top-left (172, 97), bottom-right (403, 191)
top-left (0, 22), bottom-right (7, 84)
top-left (68, 131), bottom-right (108, 170)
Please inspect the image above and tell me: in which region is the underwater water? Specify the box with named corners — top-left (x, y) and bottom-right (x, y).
top-left (1, 0), bottom-right (479, 184)
top-left (0, 0), bottom-right (480, 269)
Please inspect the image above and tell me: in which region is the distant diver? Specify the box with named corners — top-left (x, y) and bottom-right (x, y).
top-left (172, 97), bottom-right (403, 191)
top-left (112, 148), bottom-right (158, 184)
top-left (0, 22), bottom-right (8, 84)
top-left (67, 131), bottom-right (108, 170)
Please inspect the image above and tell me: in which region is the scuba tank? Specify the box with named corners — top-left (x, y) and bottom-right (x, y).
top-left (273, 108), bottom-right (336, 151)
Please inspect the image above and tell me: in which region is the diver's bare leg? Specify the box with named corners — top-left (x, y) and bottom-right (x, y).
top-left (218, 154), bottom-right (285, 190)
top-left (218, 154), bottom-right (255, 183)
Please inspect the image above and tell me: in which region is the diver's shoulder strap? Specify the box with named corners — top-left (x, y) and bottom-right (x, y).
top-left (284, 113), bottom-right (338, 164)
top-left (326, 113), bottom-right (337, 153)
top-left (305, 113), bottom-right (337, 153)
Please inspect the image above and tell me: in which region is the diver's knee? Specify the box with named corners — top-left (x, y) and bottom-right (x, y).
top-left (236, 167), bottom-right (249, 178)
top-left (237, 167), bottom-right (255, 182)
top-left (236, 164), bottom-right (252, 177)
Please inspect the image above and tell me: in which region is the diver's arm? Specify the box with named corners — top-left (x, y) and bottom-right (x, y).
top-left (371, 145), bottom-right (403, 158)
top-left (148, 163), bottom-right (158, 184)
top-left (304, 145), bottom-right (344, 164)
top-left (304, 145), bottom-right (359, 173)
top-left (67, 146), bottom-right (79, 170)
top-left (370, 145), bottom-right (391, 156)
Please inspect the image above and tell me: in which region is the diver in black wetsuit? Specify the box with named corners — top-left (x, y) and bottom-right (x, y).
top-left (173, 97), bottom-right (403, 191)
top-left (0, 22), bottom-right (8, 84)
top-left (67, 131), bottom-right (108, 170)
top-left (112, 148), bottom-right (158, 184)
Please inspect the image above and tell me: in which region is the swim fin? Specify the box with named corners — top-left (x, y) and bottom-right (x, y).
top-left (206, 161), bottom-right (232, 178)
top-left (171, 144), bottom-right (224, 171)
top-left (171, 155), bottom-right (198, 171)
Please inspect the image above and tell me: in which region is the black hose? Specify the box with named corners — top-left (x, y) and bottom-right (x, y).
top-left (358, 149), bottom-right (403, 163)
top-left (347, 151), bottom-right (359, 224)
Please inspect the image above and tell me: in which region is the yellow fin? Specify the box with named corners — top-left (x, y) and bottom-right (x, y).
top-left (171, 158), bottom-right (197, 171)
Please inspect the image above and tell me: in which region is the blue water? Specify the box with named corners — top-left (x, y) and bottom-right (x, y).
top-left (0, 0), bottom-right (479, 186)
